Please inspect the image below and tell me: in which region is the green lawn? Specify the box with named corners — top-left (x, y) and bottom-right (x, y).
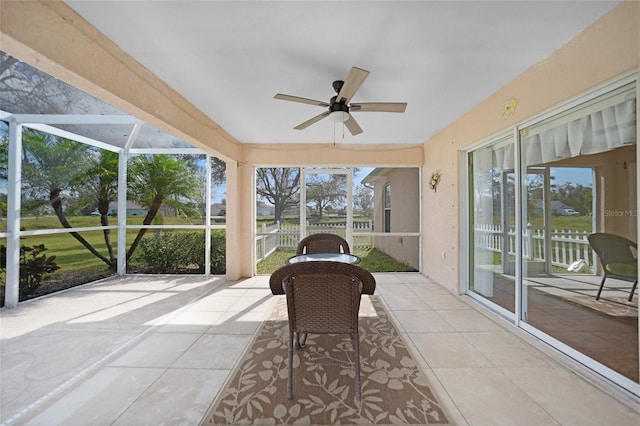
top-left (529, 215), bottom-right (593, 232)
top-left (256, 248), bottom-right (417, 275)
top-left (2, 214), bottom-right (413, 305)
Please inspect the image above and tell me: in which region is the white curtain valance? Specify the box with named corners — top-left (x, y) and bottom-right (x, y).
top-left (492, 143), bottom-right (514, 171)
top-left (522, 98), bottom-right (636, 166)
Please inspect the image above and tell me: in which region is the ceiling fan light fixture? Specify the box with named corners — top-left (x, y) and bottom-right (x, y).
top-left (330, 110), bottom-right (349, 123)
top-left (274, 66), bottom-right (406, 136)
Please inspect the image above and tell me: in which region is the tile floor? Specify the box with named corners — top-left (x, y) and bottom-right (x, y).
top-left (1, 273), bottom-right (639, 425)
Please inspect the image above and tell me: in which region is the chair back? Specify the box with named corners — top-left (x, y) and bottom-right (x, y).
top-left (275, 262), bottom-right (375, 334)
top-left (273, 261), bottom-right (374, 401)
top-left (296, 233), bottom-right (350, 255)
top-left (588, 233), bottom-right (637, 267)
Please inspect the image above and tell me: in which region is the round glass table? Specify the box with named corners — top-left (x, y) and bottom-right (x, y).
top-left (286, 253), bottom-right (361, 265)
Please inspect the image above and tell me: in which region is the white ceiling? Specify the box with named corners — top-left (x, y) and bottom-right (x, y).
top-left (64, 1), bottom-right (620, 145)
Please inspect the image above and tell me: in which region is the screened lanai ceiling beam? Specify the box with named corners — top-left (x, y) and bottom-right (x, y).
top-left (123, 123), bottom-right (142, 153)
top-left (7, 114), bottom-right (142, 125)
top-left (128, 148), bottom-right (206, 155)
top-left (2, 110), bottom-right (205, 154)
top-left (21, 122), bottom-right (121, 153)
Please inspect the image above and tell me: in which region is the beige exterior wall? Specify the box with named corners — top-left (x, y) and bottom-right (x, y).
top-left (421, 1), bottom-right (639, 291)
top-left (369, 168), bottom-right (420, 270)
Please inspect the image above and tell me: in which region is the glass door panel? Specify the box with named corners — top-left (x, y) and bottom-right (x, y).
top-left (468, 137), bottom-right (516, 314)
top-left (520, 82), bottom-right (638, 384)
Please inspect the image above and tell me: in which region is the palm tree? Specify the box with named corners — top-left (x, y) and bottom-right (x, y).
top-left (126, 154), bottom-right (201, 261)
top-left (21, 129), bottom-right (114, 265)
top-left (80, 150), bottom-right (119, 265)
top-left (21, 131), bottom-right (203, 269)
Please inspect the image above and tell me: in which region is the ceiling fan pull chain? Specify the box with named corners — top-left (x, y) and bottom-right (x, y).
top-left (334, 121), bottom-right (340, 145)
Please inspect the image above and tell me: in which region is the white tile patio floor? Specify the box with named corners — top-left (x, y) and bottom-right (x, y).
top-left (1, 273), bottom-right (638, 425)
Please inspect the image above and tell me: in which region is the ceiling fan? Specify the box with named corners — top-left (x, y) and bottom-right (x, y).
top-left (274, 66), bottom-right (407, 136)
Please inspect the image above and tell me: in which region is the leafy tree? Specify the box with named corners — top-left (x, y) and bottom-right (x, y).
top-left (553, 182), bottom-right (592, 215)
top-left (306, 174), bottom-right (347, 220)
top-left (1, 51), bottom-right (88, 115)
top-left (193, 156), bottom-right (226, 217)
top-left (354, 184), bottom-right (373, 216)
top-left (256, 168), bottom-right (300, 223)
top-left (0, 131), bottom-right (7, 182)
top-left (126, 154), bottom-right (201, 261)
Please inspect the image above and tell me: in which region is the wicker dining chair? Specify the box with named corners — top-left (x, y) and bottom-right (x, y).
top-left (269, 261), bottom-right (376, 401)
top-left (296, 233), bottom-right (351, 255)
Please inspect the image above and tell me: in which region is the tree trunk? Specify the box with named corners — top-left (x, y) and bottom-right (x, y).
top-left (126, 194), bottom-right (163, 261)
top-left (98, 201), bottom-right (116, 264)
top-left (49, 188), bottom-right (113, 267)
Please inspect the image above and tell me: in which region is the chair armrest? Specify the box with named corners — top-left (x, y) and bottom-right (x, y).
top-left (269, 267), bottom-right (288, 295)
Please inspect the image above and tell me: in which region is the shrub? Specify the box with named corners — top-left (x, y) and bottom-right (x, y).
top-left (134, 230), bottom-right (226, 274)
top-left (186, 230), bottom-right (226, 274)
top-left (0, 244), bottom-right (61, 299)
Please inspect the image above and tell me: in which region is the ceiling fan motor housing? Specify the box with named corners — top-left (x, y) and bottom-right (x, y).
top-left (329, 97), bottom-right (349, 113)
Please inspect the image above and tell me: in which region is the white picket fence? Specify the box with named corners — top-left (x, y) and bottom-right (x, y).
top-left (255, 221), bottom-right (373, 262)
top-left (475, 223), bottom-right (596, 272)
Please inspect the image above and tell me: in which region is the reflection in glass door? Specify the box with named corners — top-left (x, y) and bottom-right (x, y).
top-left (468, 79), bottom-right (638, 392)
top-left (519, 82), bottom-right (638, 385)
top-left (468, 136), bottom-right (516, 315)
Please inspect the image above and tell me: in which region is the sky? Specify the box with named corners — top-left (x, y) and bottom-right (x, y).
top-left (551, 167), bottom-right (592, 187)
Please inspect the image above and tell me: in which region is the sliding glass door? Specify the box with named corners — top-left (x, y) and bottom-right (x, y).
top-left (466, 77), bottom-right (638, 391)
top-left (519, 81), bottom-right (637, 385)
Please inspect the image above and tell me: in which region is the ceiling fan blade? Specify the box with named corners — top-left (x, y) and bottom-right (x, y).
top-left (275, 94), bottom-right (329, 107)
top-left (350, 102), bottom-right (407, 113)
top-left (294, 111), bottom-right (331, 130)
top-left (344, 114), bottom-right (363, 136)
top-left (336, 67), bottom-right (369, 104)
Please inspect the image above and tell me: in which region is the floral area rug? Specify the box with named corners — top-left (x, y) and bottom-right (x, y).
top-left (201, 296), bottom-right (450, 425)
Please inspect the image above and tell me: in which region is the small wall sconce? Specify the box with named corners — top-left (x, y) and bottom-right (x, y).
top-left (429, 170), bottom-right (441, 192)
top-left (501, 97), bottom-right (518, 119)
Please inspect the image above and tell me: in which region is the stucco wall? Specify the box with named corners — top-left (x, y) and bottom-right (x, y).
top-left (370, 168), bottom-right (420, 270)
top-left (421, 1), bottom-right (640, 291)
